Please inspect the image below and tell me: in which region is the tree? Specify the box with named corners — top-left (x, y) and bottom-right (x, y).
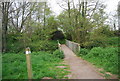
top-left (57, 0), bottom-right (109, 47)
top-left (2, 2), bottom-right (12, 53)
top-left (2, 2), bottom-right (54, 53)
top-left (9, 2), bottom-right (35, 32)
top-left (118, 1), bottom-right (120, 30)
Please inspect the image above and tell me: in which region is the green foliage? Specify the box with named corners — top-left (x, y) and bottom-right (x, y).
top-left (59, 39), bottom-right (66, 44)
top-left (81, 47), bottom-right (118, 75)
top-left (6, 15), bottom-right (59, 53)
top-left (2, 53), bottom-right (27, 79)
top-left (84, 37), bottom-right (119, 49)
top-left (107, 37), bottom-right (119, 46)
top-left (84, 27), bottom-right (117, 48)
top-left (85, 36), bottom-right (108, 48)
top-left (7, 32), bottom-right (24, 53)
top-left (57, 2), bottom-right (109, 47)
top-left (30, 40), bottom-right (58, 53)
top-left (46, 16), bottom-right (58, 30)
top-left (7, 31), bottom-right (58, 53)
top-left (2, 51), bottom-right (69, 79)
top-left (53, 50), bottom-right (64, 59)
top-left (77, 48), bottom-right (90, 56)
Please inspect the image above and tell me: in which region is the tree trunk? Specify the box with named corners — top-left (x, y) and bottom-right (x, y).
top-left (2, 2), bottom-right (10, 53)
top-left (118, 1), bottom-right (120, 30)
top-left (44, 2), bottom-right (46, 28)
top-left (68, 0), bottom-right (71, 25)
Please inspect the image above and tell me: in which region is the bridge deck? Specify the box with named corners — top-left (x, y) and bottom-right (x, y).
top-left (61, 44), bottom-right (104, 79)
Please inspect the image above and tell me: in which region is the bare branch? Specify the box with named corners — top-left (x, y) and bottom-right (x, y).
top-left (90, 0), bottom-right (99, 19)
top-left (57, 2), bottom-right (68, 10)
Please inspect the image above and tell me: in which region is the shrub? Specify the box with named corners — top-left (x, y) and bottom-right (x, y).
top-left (82, 47), bottom-right (118, 75)
top-left (59, 39), bottom-right (65, 44)
top-left (84, 37), bottom-right (119, 49)
top-left (7, 33), bottom-right (58, 53)
top-left (7, 39), bottom-right (58, 53)
top-left (107, 37), bottom-right (119, 46)
top-left (83, 27), bottom-right (116, 48)
top-left (77, 48), bottom-right (89, 56)
top-left (30, 40), bottom-right (58, 53)
top-left (53, 50), bottom-right (64, 59)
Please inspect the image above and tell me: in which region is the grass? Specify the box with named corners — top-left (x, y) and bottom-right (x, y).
top-left (2, 51), bottom-right (69, 79)
top-left (99, 70), bottom-right (111, 79)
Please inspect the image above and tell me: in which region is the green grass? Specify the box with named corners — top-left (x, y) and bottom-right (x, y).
top-left (99, 70), bottom-right (111, 79)
top-left (2, 51), bottom-right (69, 79)
top-left (78, 47), bottom-right (118, 76)
top-left (53, 49), bottom-right (64, 59)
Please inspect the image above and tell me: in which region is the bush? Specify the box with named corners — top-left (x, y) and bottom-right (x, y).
top-left (84, 37), bottom-right (119, 49)
top-left (77, 48), bottom-right (89, 56)
top-left (53, 50), bottom-right (64, 59)
top-left (7, 38), bottom-right (58, 53)
top-left (82, 47), bottom-right (118, 75)
top-left (30, 40), bottom-right (58, 53)
top-left (90, 36), bottom-right (108, 47)
top-left (7, 32), bottom-right (24, 53)
top-left (6, 32), bottom-right (58, 53)
top-left (107, 37), bottom-right (119, 46)
top-left (83, 27), bottom-right (116, 48)
top-left (59, 39), bottom-right (65, 44)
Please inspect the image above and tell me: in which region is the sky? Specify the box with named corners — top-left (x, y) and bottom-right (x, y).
top-left (48, 0), bottom-right (120, 16)
top-left (104, 0), bottom-right (119, 14)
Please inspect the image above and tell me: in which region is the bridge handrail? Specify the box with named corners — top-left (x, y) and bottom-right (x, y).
top-left (65, 39), bottom-right (80, 53)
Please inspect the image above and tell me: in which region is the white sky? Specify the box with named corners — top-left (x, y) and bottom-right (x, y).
top-left (104, 0), bottom-right (119, 14)
top-left (48, 0), bottom-right (120, 16)
top-left (47, 0), bottom-right (62, 15)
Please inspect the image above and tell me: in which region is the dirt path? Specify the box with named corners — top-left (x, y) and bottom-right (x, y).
top-left (61, 44), bottom-right (104, 79)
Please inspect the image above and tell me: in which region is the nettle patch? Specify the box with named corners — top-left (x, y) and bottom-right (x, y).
top-left (2, 51), bottom-right (69, 79)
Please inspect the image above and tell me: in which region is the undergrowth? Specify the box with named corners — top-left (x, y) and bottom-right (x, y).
top-left (2, 51), bottom-right (69, 79)
top-left (78, 47), bottom-right (118, 75)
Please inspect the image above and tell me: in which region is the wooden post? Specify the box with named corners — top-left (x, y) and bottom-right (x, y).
top-left (25, 47), bottom-right (32, 81)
